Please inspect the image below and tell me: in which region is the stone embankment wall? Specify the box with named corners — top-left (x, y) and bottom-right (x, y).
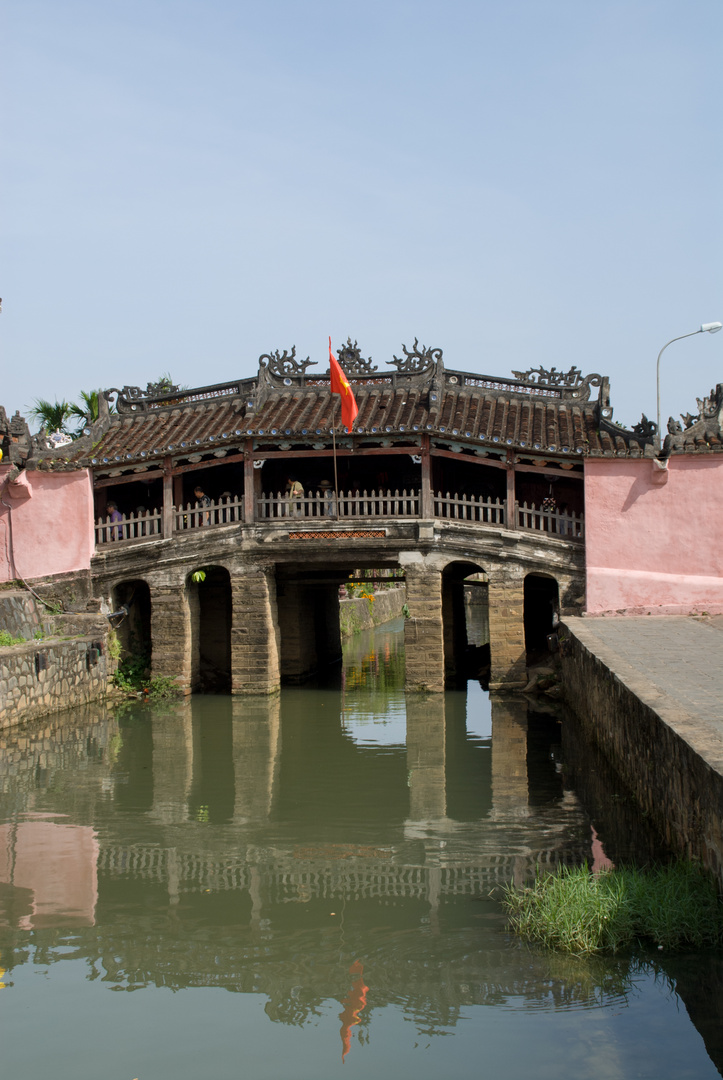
top-left (0, 589), bottom-right (47, 638)
top-left (0, 703), bottom-right (118, 800)
top-left (0, 590), bottom-right (115, 731)
top-left (559, 619), bottom-right (723, 890)
top-left (339, 587), bottom-right (406, 638)
top-left (0, 635), bottom-right (114, 731)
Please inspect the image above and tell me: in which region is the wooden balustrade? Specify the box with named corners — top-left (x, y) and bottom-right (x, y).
top-left (95, 509), bottom-right (163, 545)
top-left (95, 491), bottom-right (583, 545)
top-left (433, 492), bottom-right (505, 525)
top-left (174, 496), bottom-right (244, 531)
top-left (256, 488), bottom-right (421, 520)
top-left (516, 500), bottom-right (584, 538)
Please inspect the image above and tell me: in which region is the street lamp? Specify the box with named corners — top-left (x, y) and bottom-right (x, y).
top-left (656, 322), bottom-right (722, 450)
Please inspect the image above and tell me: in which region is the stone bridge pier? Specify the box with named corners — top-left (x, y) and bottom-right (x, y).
top-left (400, 553), bottom-right (528, 692)
top-left (230, 567), bottom-right (281, 694)
top-left (95, 530), bottom-right (583, 695)
top-left (110, 562), bottom-right (282, 695)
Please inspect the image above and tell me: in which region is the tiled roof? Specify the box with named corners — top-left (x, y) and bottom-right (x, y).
top-left (27, 342), bottom-right (717, 472)
top-left (81, 400), bottom-right (248, 467)
top-left (65, 382), bottom-right (651, 472)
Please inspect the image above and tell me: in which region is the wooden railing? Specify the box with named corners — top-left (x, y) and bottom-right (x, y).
top-left (95, 509), bottom-right (162, 544)
top-left (95, 492), bottom-right (583, 545)
top-left (257, 488), bottom-right (421, 520)
top-left (434, 492), bottom-right (505, 525)
top-left (174, 496), bottom-right (244, 531)
top-left (516, 501), bottom-right (584, 538)
top-left (95, 498), bottom-right (242, 545)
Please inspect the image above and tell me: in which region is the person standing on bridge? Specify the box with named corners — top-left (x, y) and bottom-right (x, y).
top-left (194, 485), bottom-right (211, 525)
top-left (319, 479), bottom-right (336, 517)
top-left (106, 501), bottom-right (122, 540)
top-left (286, 477), bottom-right (304, 518)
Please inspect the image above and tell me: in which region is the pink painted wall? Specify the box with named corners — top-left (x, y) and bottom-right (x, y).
top-left (0, 466), bottom-right (95, 583)
top-left (584, 456), bottom-right (723, 615)
top-left (0, 821), bottom-right (98, 928)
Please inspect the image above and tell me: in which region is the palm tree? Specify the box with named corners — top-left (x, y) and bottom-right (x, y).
top-left (29, 390), bottom-right (115, 439)
top-left (69, 390), bottom-right (109, 435)
top-left (27, 398), bottom-right (74, 436)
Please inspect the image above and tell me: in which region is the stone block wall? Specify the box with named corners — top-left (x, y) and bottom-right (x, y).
top-left (231, 569), bottom-right (281, 694)
top-left (0, 589), bottom-right (47, 638)
top-left (0, 633), bottom-right (114, 731)
top-left (487, 577), bottom-right (527, 689)
top-left (403, 566), bottom-right (445, 693)
top-left (560, 618), bottom-right (723, 891)
top-left (150, 582), bottom-right (193, 693)
top-left (339, 587), bottom-right (406, 638)
top-left (0, 704), bottom-right (118, 804)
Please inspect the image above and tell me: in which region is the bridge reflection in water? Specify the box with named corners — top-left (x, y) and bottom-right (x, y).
top-left (0, 620), bottom-right (720, 1079)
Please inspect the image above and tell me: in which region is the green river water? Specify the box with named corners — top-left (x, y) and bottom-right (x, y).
top-left (0, 616), bottom-right (721, 1079)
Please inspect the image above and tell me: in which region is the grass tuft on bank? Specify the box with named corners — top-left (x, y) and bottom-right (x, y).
top-left (502, 862), bottom-right (723, 955)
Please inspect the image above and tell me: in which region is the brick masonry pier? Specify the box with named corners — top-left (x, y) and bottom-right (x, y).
top-left (560, 615), bottom-right (723, 889)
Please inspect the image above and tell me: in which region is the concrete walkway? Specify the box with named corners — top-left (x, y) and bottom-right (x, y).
top-left (562, 614), bottom-right (723, 772)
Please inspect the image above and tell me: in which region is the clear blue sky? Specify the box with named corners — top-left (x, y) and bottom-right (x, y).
top-left (3, 0), bottom-right (721, 433)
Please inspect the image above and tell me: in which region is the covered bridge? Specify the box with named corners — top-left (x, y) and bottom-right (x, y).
top-left (5, 340), bottom-right (664, 691)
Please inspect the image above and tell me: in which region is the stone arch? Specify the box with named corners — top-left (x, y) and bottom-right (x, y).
top-left (441, 559), bottom-right (488, 688)
top-left (111, 579), bottom-right (152, 666)
top-left (524, 572), bottom-right (559, 660)
top-left (187, 565), bottom-right (232, 692)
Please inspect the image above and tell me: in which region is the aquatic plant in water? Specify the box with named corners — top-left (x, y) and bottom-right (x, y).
top-left (502, 862), bottom-right (723, 954)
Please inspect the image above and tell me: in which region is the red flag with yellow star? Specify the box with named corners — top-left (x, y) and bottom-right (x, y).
top-left (328, 338), bottom-right (359, 430)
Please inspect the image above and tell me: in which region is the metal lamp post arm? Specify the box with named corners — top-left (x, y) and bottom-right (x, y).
top-left (656, 330), bottom-right (701, 451)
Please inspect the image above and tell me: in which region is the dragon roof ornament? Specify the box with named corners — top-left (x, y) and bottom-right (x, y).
top-left (511, 365), bottom-right (584, 388)
top-left (509, 365), bottom-right (605, 402)
top-left (391, 339), bottom-right (443, 376)
top-left (663, 383), bottom-right (723, 454)
top-left (335, 339), bottom-right (378, 376)
top-left (105, 378), bottom-right (249, 414)
top-left (258, 346), bottom-right (317, 379)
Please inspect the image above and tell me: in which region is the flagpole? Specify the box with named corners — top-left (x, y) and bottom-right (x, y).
top-left (332, 401), bottom-right (339, 499)
top-left (327, 336), bottom-right (358, 515)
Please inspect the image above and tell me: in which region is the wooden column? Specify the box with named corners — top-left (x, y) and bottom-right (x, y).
top-left (420, 433), bottom-right (433, 518)
top-left (162, 455), bottom-right (174, 537)
top-left (173, 474), bottom-right (183, 513)
top-left (505, 451), bottom-right (516, 530)
top-left (244, 439), bottom-right (255, 523)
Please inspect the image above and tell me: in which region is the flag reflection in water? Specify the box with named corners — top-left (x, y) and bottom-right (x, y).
top-left (339, 960), bottom-right (369, 1063)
